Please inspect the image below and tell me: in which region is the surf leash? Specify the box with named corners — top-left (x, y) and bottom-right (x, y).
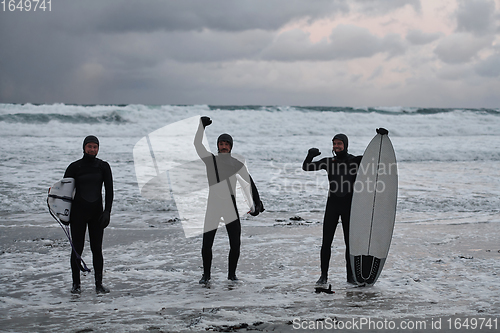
top-left (47, 193), bottom-right (91, 273)
top-left (315, 284), bottom-right (335, 294)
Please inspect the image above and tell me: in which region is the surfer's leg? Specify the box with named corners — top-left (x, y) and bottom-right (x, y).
top-left (201, 201), bottom-right (221, 280)
top-left (340, 207), bottom-right (355, 283)
top-left (88, 215), bottom-right (105, 290)
top-left (225, 219), bottom-right (241, 280)
top-left (201, 228), bottom-right (217, 280)
top-left (319, 201), bottom-right (340, 282)
top-left (70, 219), bottom-right (87, 286)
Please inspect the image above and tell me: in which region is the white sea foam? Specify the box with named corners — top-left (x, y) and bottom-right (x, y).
top-left (2, 103), bottom-right (500, 216)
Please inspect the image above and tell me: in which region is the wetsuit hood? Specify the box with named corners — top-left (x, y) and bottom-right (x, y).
top-left (332, 133), bottom-right (348, 158)
top-left (83, 135), bottom-right (99, 152)
top-left (217, 133), bottom-right (233, 153)
top-left (332, 133), bottom-right (348, 151)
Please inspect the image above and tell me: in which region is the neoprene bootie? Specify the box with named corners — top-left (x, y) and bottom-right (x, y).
top-left (316, 275), bottom-right (328, 285)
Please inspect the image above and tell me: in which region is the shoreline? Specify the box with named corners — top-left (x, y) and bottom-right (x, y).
top-left (1, 213), bottom-right (499, 332)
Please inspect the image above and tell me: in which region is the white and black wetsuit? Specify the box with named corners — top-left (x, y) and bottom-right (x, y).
top-left (64, 153), bottom-right (113, 286)
top-left (194, 121), bottom-right (263, 279)
top-left (303, 146), bottom-right (362, 282)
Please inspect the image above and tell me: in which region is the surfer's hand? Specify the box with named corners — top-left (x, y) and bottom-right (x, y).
top-left (250, 200), bottom-right (264, 216)
top-left (308, 148), bottom-right (321, 157)
top-left (99, 210), bottom-right (110, 229)
top-left (376, 128), bottom-right (389, 135)
top-left (201, 116), bottom-right (212, 128)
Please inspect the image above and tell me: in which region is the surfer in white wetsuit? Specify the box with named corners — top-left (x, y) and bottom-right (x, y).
top-left (194, 116), bottom-right (264, 284)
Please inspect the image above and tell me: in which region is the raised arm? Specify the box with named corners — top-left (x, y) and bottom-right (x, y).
top-left (302, 148), bottom-right (326, 171)
top-left (194, 116), bottom-right (212, 159)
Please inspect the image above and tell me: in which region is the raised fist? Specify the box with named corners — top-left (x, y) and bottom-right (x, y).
top-left (201, 116), bottom-right (212, 128)
top-left (308, 148), bottom-right (321, 157)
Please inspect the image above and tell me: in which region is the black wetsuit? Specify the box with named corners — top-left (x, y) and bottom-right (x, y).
top-left (302, 151), bottom-right (362, 282)
top-left (64, 153), bottom-right (113, 286)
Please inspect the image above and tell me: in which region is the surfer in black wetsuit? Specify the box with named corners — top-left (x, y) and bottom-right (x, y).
top-left (64, 135), bottom-right (113, 294)
top-left (303, 133), bottom-right (362, 285)
top-left (194, 116), bottom-right (264, 284)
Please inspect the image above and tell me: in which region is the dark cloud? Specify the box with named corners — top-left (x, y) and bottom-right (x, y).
top-left (98, 29), bottom-right (273, 64)
top-left (0, 0), bottom-right (420, 36)
top-left (260, 25), bottom-right (407, 61)
top-left (406, 30), bottom-right (442, 45)
top-left (34, 0), bottom-right (350, 34)
top-left (1, 0), bottom-right (499, 107)
top-left (0, 0), bottom-right (353, 103)
top-left (475, 53), bottom-right (500, 77)
top-left (455, 0), bottom-right (497, 35)
top-left (434, 33), bottom-right (492, 64)
top-left (0, 13), bottom-right (90, 102)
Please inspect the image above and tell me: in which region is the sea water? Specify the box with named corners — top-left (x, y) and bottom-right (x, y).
top-left (1, 103), bottom-right (499, 332)
top-left (2, 103), bottom-right (499, 220)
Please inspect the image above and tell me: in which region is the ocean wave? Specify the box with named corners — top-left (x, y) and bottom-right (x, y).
top-left (3, 103), bottom-right (500, 116)
top-left (208, 104), bottom-right (500, 115)
top-left (0, 110), bottom-right (129, 124)
top-left (1, 103), bottom-right (500, 140)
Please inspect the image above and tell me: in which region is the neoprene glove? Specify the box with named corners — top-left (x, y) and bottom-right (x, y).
top-left (250, 200), bottom-right (265, 216)
top-left (201, 116), bottom-right (212, 128)
top-left (99, 210), bottom-right (110, 229)
top-left (308, 148), bottom-right (321, 157)
top-left (376, 128), bottom-right (389, 135)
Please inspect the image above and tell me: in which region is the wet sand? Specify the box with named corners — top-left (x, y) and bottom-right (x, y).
top-left (1, 212), bottom-right (499, 332)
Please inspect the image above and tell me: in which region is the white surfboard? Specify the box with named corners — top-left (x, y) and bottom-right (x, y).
top-left (349, 133), bottom-right (398, 286)
top-left (47, 177), bottom-right (91, 272)
top-left (47, 178), bottom-right (75, 224)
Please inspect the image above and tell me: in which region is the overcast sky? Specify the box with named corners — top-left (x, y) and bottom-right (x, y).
top-left (1, 0), bottom-right (500, 107)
